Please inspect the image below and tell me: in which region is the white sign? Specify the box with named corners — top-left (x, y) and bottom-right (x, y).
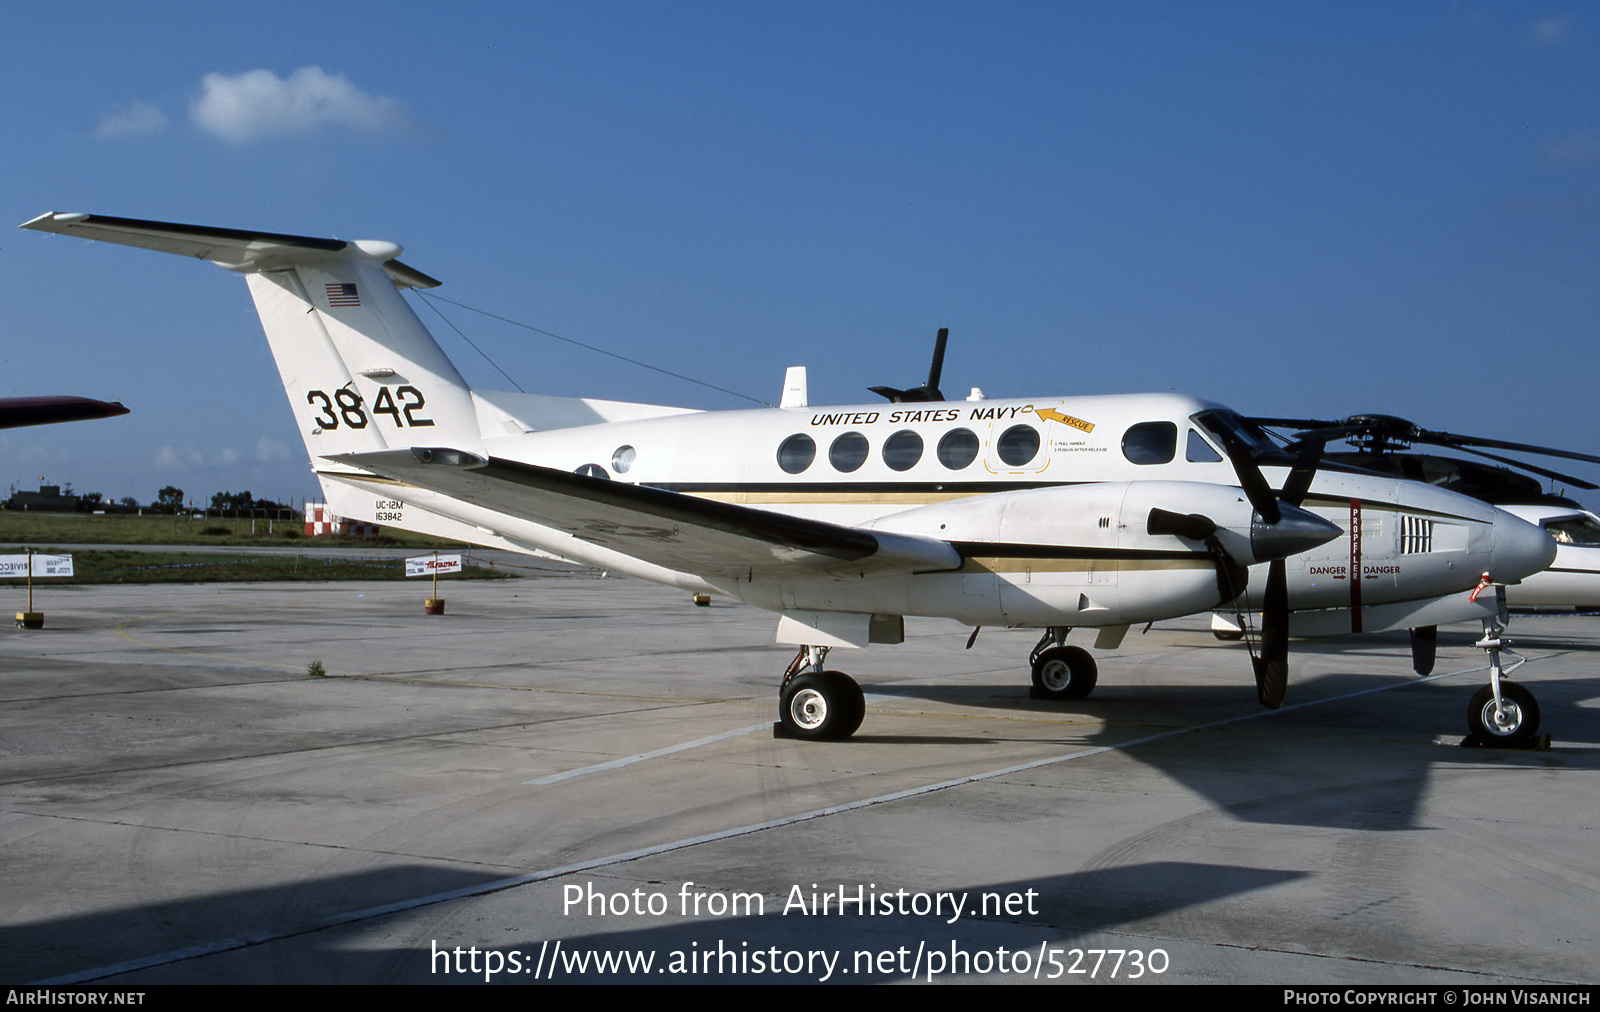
top-left (0, 554), bottom-right (74, 578)
top-left (405, 554), bottom-right (462, 578)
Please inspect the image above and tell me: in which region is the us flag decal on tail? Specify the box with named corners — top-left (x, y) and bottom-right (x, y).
top-left (325, 282), bottom-right (360, 306)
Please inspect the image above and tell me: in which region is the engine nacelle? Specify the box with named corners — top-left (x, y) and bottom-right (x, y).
top-left (741, 482), bottom-right (1338, 628)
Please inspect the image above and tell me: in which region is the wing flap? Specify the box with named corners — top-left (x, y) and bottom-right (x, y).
top-left (333, 448), bottom-right (962, 577)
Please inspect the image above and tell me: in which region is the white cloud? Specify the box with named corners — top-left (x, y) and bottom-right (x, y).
top-left (95, 102), bottom-right (169, 139)
top-left (254, 436), bottom-right (291, 462)
top-left (155, 445), bottom-right (242, 468)
top-left (156, 446), bottom-right (205, 468)
top-left (189, 66), bottom-right (409, 143)
top-left (1543, 128), bottom-right (1600, 168)
top-left (1526, 16), bottom-right (1575, 49)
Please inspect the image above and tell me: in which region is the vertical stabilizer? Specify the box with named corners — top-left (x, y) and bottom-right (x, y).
top-left (245, 258), bottom-right (479, 460)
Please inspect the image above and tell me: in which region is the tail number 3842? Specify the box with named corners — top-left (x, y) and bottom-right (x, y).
top-left (307, 386), bottom-right (433, 430)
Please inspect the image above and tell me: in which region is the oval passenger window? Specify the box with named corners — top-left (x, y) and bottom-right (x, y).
top-left (777, 433), bottom-right (816, 474)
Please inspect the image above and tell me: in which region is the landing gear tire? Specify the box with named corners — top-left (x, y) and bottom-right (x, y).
top-left (1213, 629), bottom-right (1244, 641)
top-left (1467, 680), bottom-right (1540, 749)
top-left (778, 670), bottom-right (865, 740)
top-left (1030, 646), bottom-right (1098, 701)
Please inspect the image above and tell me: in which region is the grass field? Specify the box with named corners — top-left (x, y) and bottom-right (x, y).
top-left (0, 512), bottom-right (509, 585)
top-left (0, 549), bottom-right (511, 586)
top-left (0, 511), bottom-right (454, 548)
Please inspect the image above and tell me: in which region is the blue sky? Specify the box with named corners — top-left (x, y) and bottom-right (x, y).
top-left (2, 2), bottom-right (1597, 509)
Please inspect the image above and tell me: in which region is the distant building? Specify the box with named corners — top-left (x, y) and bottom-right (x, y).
top-left (5, 485), bottom-right (80, 512)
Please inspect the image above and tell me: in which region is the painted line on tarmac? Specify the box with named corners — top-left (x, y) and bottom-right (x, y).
top-left (40, 653), bottom-right (1549, 985)
top-left (523, 722), bottom-right (774, 785)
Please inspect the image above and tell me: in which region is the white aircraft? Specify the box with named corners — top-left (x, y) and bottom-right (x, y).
top-left (20, 212), bottom-right (1559, 746)
top-left (1500, 505), bottom-right (1600, 609)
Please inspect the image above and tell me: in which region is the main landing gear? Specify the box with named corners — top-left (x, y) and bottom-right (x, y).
top-left (1028, 627), bottom-right (1098, 701)
top-left (772, 628), bottom-right (1102, 742)
top-left (773, 646), bottom-right (866, 741)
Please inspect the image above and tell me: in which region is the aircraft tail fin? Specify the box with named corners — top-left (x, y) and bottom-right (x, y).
top-left (19, 212), bottom-right (480, 463)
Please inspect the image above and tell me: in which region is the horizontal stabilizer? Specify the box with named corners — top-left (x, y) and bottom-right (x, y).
top-left (20, 212), bottom-right (440, 289)
top-left (333, 448), bottom-right (963, 578)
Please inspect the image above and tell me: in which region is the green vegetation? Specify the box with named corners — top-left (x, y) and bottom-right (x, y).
top-left (0, 549), bottom-right (511, 585)
top-left (0, 511), bottom-right (460, 549)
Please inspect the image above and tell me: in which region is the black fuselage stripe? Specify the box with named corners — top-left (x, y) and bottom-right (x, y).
top-left (654, 481), bottom-right (1076, 494)
top-left (948, 541), bottom-right (1209, 561)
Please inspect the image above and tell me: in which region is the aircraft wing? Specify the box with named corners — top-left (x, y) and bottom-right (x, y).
top-left (0, 396), bottom-right (128, 430)
top-left (332, 448), bottom-right (963, 578)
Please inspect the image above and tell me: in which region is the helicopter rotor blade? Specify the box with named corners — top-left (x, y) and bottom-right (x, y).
top-left (1430, 444), bottom-right (1599, 491)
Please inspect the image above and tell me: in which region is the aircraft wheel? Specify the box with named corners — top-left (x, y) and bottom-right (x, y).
top-left (1467, 681), bottom-right (1541, 748)
top-left (1213, 629), bottom-right (1244, 641)
top-left (1030, 645), bottom-right (1098, 701)
top-left (779, 671), bottom-right (865, 740)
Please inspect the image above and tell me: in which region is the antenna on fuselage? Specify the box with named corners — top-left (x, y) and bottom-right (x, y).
top-left (870, 327), bottom-right (949, 403)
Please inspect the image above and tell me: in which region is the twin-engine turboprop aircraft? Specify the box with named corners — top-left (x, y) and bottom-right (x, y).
top-left (20, 212), bottom-right (1558, 745)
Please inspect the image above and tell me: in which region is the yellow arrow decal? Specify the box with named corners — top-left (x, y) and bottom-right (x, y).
top-left (1036, 408), bottom-right (1094, 432)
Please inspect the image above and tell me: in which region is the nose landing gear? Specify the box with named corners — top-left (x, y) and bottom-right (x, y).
top-left (1464, 591), bottom-right (1546, 750)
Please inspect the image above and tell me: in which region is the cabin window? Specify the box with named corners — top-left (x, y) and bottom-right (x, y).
top-left (1185, 429), bottom-right (1223, 463)
top-left (829, 432), bottom-right (870, 472)
top-left (996, 424), bottom-right (1040, 466)
top-left (611, 445), bottom-right (636, 473)
top-left (777, 433), bottom-right (816, 474)
top-left (575, 463), bottom-right (609, 479)
top-left (937, 428), bottom-right (980, 470)
top-left (882, 430), bottom-right (924, 471)
top-left (1123, 422), bottom-right (1177, 465)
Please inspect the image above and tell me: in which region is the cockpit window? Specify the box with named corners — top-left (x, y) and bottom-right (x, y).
top-left (1192, 409), bottom-right (1282, 459)
top-left (1122, 421), bottom-right (1177, 465)
top-left (1546, 517), bottom-right (1600, 545)
top-left (777, 433), bottom-right (816, 474)
top-left (1186, 428), bottom-right (1223, 463)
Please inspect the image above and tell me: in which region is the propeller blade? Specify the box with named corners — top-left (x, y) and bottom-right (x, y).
top-left (1278, 440), bottom-right (1323, 507)
top-left (1253, 559), bottom-right (1289, 708)
top-left (924, 327), bottom-right (948, 402)
top-left (1216, 433), bottom-right (1281, 524)
top-left (870, 327), bottom-right (950, 403)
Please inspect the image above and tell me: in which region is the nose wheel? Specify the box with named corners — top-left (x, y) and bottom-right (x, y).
top-left (1467, 681), bottom-right (1540, 749)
